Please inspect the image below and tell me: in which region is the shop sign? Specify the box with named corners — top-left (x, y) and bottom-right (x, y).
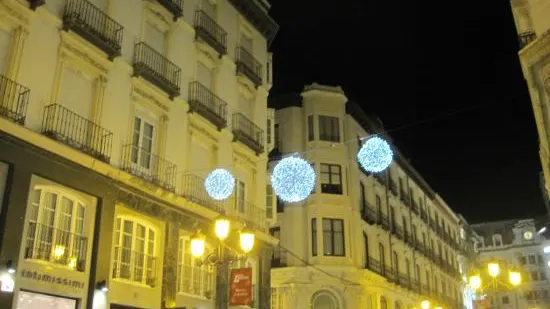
top-left (20, 269), bottom-right (85, 289)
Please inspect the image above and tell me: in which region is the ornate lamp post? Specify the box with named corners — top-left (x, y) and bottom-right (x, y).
top-left (468, 262), bottom-right (522, 309)
top-left (190, 216), bottom-right (255, 309)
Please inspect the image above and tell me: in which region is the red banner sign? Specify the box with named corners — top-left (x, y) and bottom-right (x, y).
top-left (229, 267), bottom-right (253, 306)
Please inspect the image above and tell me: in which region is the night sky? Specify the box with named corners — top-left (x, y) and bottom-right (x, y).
top-left (267, 0), bottom-right (547, 222)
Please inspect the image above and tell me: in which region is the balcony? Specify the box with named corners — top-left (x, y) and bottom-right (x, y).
top-left (133, 42), bottom-right (181, 99)
top-left (232, 113), bottom-right (264, 154)
top-left (519, 31), bottom-right (536, 49)
top-left (228, 199), bottom-right (266, 232)
top-left (63, 0), bottom-right (123, 60)
top-left (42, 104), bottom-right (113, 163)
top-left (235, 46), bottom-right (262, 87)
top-left (179, 173), bottom-right (223, 211)
top-left (397, 273), bottom-right (410, 289)
top-left (272, 246), bottom-right (287, 268)
top-left (0, 74), bottom-right (30, 124)
top-left (391, 225), bottom-right (404, 240)
top-left (194, 11), bottom-right (227, 56)
top-left (121, 144), bottom-right (177, 192)
top-left (188, 81), bottom-right (228, 129)
top-left (361, 205), bottom-right (377, 225)
top-left (24, 222), bottom-right (87, 271)
top-left (377, 213), bottom-right (390, 231)
top-left (156, 0), bottom-right (183, 20)
top-left (112, 246), bottom-right (156, 287)
top-left (365, 256), bottom-right (383, 276)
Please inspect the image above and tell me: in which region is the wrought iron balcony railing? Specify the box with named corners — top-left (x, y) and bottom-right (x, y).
top-left (519, 31), bottom-right (536, 49)
top-left (232, 113), bottom-right (264, 154)
top-left (365, 256), bottom-right (383, 276)
top-left (389, 181), bottom-right (398, 196)
top-left (235, 46), bottom-right (262, 87)
top-left (398, 273), bottom-right (410, 289)
top-left (42, 104), bottom-right (113, 162)
top-left (63, 0), bottom-right (123, 60)
top-left (227, 199), bottom-right (267, 232)
top-left (156, 0), bottom-right (183, 20)
top-left (179, 173), bottom-right (223, 211)
top-left (24, 222), bottom-right (87, 271)
top-left (133, 42), bottom-right (181, 99)
top-left (121, 143), bottom-right (178, 192)
top-left (112, 246), bottom-right (156, 287)
top-left (0, 74), bottom-right (30, 124)
top-left (377, 213), bottom-right (390, 231)
top-left (194, 11), bottom-right (227, 56)
top-left (391, 225), bottom-right (404, 240)
top-left (188, 81), bottom-right (228, 129)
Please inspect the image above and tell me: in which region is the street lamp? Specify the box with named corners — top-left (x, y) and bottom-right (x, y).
top-left (468, 263), bottom-right (522, 291)
top-left (421, 300), bottom-right (431, 309)
top-left (190, 216), bottom-right (255, 263)
top-left (487, 262), bottom-right (500, 277)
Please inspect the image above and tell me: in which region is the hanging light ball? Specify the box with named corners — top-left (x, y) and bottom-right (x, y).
top-left (271, 156), bottom-right (316, 203)
top-left (204, 168), bottom-right (235, 200)
top-left (357, 136), bottom-right (393, 173)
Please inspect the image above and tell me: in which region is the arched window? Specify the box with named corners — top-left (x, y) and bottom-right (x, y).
top-left (25, 187), bottom-right (87, 271)
top-left (177, 236), bottom-right (214, 298)
top-left (380, 296), bottom-right (387, 309)
top-left (312, 290), bottom-right (339, 309)
top-left (112, 217), bottom-right (156, 286)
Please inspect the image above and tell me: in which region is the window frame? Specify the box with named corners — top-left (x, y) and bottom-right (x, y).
top-left (318, 115), bottom-right (340, 142)
top-left (312, 218), bottom-right (317, 256)
top-left (177, 236), bottom-right (214, 298)
top-left (266, 185), bottom-right (273, 219)
top-left (132, 114), bottom-right (156, 170)
top-left (112, 216), bottom-right (157, 286)
top-left (307, 114), bottom-right (314, 141)
top-left (320, 163), bottom-right (342, 194)
top-left (322, 218), bottom-right (345, 257)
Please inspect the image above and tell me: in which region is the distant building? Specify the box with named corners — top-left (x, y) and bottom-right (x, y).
top-left (472, 218), bottom-right (550, 309)
top-left (268, 83), bottom-right (477, 309)
top-left (510, 0), bottom-right (550, 218)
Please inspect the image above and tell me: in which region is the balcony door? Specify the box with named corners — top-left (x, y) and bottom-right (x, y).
top-left (201, 0), bottom-right (216, 18)
top-left (0, 29), bottom-right (10, 76)
top-left (59, 67), bottom-right (94, 119)
top-left (131, 115), bottom-right (155, 172)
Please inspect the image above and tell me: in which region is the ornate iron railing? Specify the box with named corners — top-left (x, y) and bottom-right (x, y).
top-left (519, 31), bottom-right (536, 49)
top-left (232, 113), bottom-right (264, 154)
top-left (179, 173), bottom-right (223, 211)
top-left (133, 42), bottom-right (181, 99)
top-left (63, 0), bottom-right (123, 59)
top-left (156, 0), bottom-right (183, 20)
top-left (121, 143), bottom-right (178, 192)
top-left (0, 74), bottom-right (30, 124)
top-left (42, 104), bottom-right (113, 162)
top-left (194, 11), bottom-right (227, 56)
top-left (188, 81), bottom-right (228, 129)
top-left (235, 46), bottom-right (262, 87)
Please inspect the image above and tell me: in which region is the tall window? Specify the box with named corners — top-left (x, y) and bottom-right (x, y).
top-left (412, 224), bottom-right (417, 244)
top-left (318, 115), bottom-right (340, 142)
top-left (393, 251), bottom-right (399, 275)
top-left (112, 217), bottom-right (156, 286)
top-left (266, 185), bottom-right (273, 219)
top-left (390, 206), bottom-right (396, 228)
top-left (359, 182), bottom-right (366, 214)
top-left (379, 243), bottom-right (385, 275)
top-left (274, 123), bottom-right (279, 148)
top-left (364, 233), bottom-right (369, 266)
top-left (132, 116), bottom-right (155, 169)
top-left (266, 119), bottom-right (272, 144)
top-left (177, 237), bottom-right (214, 297)
top-left (144, 22), bottom-right (166, 54)
top-left (322, 218), bottom-right (345, 256)
top-left (197, 62), bottom-right (213, 90)
top-left (236, 180), bottom-right (245, 213)
top-left (405, 258), bottom-right (411, 283)
top-left (415, 264), bottom-right (420, 283)
top-left (320, 164), bottom-right (342, 194)
top-left (26, 187), bottom-right (87, 270)
top-left (312, 218), bottom-right (317, 256)
top-left (426, 270), bottom-right (431, 291)
top-left (376, 195), bottom-right (382, 221)
top-left (308, 114), bottom-right (314, 141)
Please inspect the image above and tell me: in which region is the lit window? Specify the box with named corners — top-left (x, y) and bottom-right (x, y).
top-left (112, 217), bottom-right (156, 286)
top-left (177, 237), bottom-right (214, 298)
top-left (25, 187), bottom-right (87, 271)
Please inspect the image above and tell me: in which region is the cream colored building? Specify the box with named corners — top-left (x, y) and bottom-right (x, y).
top-left (268, 83), bottom-right (475, 309)
top-left (0, 0), bottom-right (278, 308)
top-left (510, 0), bottom-right (550, 215)
top-left (472, 218), bottom-right (550, 309)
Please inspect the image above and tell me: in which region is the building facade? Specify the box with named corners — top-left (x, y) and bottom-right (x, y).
top-left (268, 83), bottom-right (476, 309)
top-left (510, 0), bottom-right (550, 217)
top-left (0, 0), bottom-right (278, 308)
top-left (472, 218), bottom-right (550, 309)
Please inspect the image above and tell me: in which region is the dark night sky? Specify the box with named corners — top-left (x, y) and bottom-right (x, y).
top-left (267, 0), bottom-right (547, 222)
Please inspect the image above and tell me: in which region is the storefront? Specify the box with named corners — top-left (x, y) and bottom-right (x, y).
top-left (16, 290), bottom-right (77, 309)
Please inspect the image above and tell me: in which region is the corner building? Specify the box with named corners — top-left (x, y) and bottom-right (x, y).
top-left (0, 0), bottom-right (278, 308)
top-left (269, 84), bottom-right (476, 309)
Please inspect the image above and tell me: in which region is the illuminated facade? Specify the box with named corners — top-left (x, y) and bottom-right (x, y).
top-left (472, 218), bottom-right (550, 309)
top-left (0, 0), bottom-right (277, 308)
top-left (510, 0), bottom-right (550, 217)
top-left (268, 83), bottom-right (476, 309)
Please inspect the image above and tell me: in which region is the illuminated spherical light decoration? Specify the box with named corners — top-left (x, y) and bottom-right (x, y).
top-left (204, 168), bottom-right (235, 200)
top-left (357, 136), bottom-right (393, 173)
top-left (271, 156), bottom-right (316, 203)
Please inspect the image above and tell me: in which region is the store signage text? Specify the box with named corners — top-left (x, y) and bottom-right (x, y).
top-left (20, 269), bottom-right (85, 289)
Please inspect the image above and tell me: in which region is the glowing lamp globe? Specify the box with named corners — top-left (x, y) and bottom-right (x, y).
top-left (271, 157), bottom-right (316, 203)
top-left (204, 168), bottom-right (235, 200)
top-left (240, 230), bottom-right (255, 253)
top-left (357, 136), bottom-right (393, 173)
top-left (190, 232), bottom-right (206, 258)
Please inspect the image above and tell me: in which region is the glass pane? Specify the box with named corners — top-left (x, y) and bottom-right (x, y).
top-left (321, 164), bottom-right (329, 173)
top-left (334, 232), bottom-right (344, 255)
top-left (333, 220), bottom-right (343, 232)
